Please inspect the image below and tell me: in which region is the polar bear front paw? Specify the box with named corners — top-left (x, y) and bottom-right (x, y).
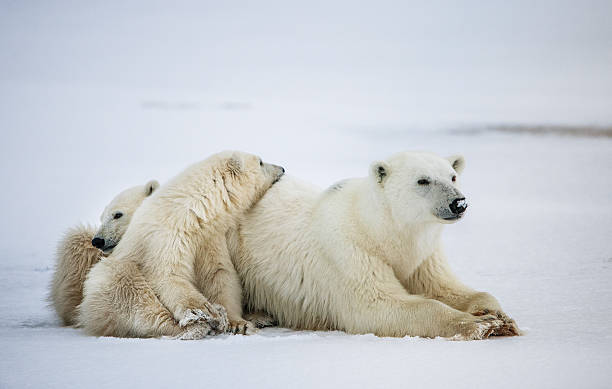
top-left (472, 309), bottom-right (521, 336)
top-left (176, 323), bottom-right (214, 340)
top-left (449, 314), bottom-right (504, 341)
top-left (229, 319), bottom-right (257, 335)
top-left (244, 311), bottom-right (277, 328)
top-left (179, 304), bottom-right (228, 333)
top-left (209, 304), bottom-right (229, 333)
top-left (179, 308), bottom-right (212, 328)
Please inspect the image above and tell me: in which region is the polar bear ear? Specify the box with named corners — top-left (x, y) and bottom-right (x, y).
top-left (226, 156), bottom-right (243, 176)
top-left (370, 161), bottom-right (390, 184)
top-left (144, 180), bottom-right (160, 196)
top-left (447, 155), bottom-right (465, 175)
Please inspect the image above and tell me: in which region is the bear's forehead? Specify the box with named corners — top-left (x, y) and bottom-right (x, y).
top-left (107, 187), bottom-right (145, 211)
top-left (391, 153), bottom-right (452, 175)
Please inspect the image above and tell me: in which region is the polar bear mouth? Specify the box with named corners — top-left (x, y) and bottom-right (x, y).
top-left (102, 244), bottom-right (117, 253)
top-left (272, 171), bottom-right (285, 185)
top-left (442, 215), bottom-right (462, 221)
top-left (437, 213), bottom-right (464, 223)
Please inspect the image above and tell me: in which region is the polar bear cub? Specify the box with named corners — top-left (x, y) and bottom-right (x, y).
top-left (79, 151), bottom-right (284, 338)
top-left (230, 151), bottom-right (519, 340)
top-left (50, 180), bottom-right (159, 326)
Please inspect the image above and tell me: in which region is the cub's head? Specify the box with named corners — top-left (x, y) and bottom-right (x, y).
top-left (91, 180), bottom-right (159, 253)
top-left (370, 152), bottom-right (467, 225)
top-left (218, 151), bottom-right (285, 211)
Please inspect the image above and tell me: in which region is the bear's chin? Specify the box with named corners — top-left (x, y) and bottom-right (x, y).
top-left (102, 245), bottom-right (117, 254)
top-left (437, 215), bottom-right (463, 224)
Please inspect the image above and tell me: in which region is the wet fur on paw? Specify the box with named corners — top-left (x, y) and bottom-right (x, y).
top-left (229, 319), bottom-right (257, 335)
top-left (176, 324), bottom-right (214, 340)
top-left (472, 309), bottom-right (521, 336)
top-left (450, 315), bottom-right (505, 341)
top-left (244, 311), bottom-right (277, 328)
top-left (179, 304), bottom-right (228, 333)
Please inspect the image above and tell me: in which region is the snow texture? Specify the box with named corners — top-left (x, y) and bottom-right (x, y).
top-left (1, 1), bottom-right (612, 388)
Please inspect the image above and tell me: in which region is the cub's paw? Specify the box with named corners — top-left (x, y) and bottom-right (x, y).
top-left (176, 323), bottom-right (214, 340)
top-left (472, 309), bottom-right (521, 336)
top-left (179, 308), bottom-right (214, 328)
top-left (229, 319), bottom-right (257, 335)
top-left (449, 314), bottom-right (505, 341)
top-left (177, 304), bottom-right (229, 337)
top-left (244, 311), bottom-right (277, 328)
top-left (179, 304), bottom-right (228, 332)
top-left (209, 304), bottom-right (229, 334)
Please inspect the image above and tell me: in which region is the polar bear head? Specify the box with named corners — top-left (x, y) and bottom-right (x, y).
top-left (91, 180), bottom-right (159, 253)
top-left (371, 152), bottom-right (467, 225)
top-left (202, 151), bottom-right (286, 218)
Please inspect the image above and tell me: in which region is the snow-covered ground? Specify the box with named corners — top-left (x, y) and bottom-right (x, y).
top-left (1, 2), bottom-right (612, 388)
top-left (2, 126), bottom-right (611, 389)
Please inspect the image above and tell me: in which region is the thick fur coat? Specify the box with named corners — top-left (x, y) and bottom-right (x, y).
top-left (49, 180), bottom-right (159, 325)
top-left (78, 151), bottom-right (284, 338)
top-left (229, 151), bottom-right (519, 340)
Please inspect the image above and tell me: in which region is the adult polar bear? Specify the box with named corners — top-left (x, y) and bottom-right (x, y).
top-left (229, 151), bottom-right (519, 340)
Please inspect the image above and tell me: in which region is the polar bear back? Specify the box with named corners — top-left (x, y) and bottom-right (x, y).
top-left (230, 176), bottom-right (378, 330)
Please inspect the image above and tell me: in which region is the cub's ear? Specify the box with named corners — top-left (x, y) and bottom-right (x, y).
top-left (144, 180), bottom-right (160, 196)
top-left (447, 155), bottom-right (465, 175)
top-left (226, 155), bottom-right (243, 176)
top-left (370, 161), bottom-right (390, 184)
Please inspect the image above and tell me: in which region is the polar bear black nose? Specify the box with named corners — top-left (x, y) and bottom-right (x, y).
top-left (92, 237), bottom-right (105, 249)
top-left (449, 198), bottom-right (468, 215)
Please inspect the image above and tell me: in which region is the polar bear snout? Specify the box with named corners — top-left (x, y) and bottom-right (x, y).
top-left (271, 164), bottom-right (285, 176)
top-left (91, 235), bottom-right (117, 253)
top-left (91, 237), bottom-right (105, 249)
top-left (265, 163), bottom-right (285, 183)
top-left (449, 198), bottom-right (468, 215)
top-left (435, 196), bottom-right (468, 222)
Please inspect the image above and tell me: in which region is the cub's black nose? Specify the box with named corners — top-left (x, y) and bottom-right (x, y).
top-left (449, 198), bottom-right (468, 215)
top-left (281, 166), bottom-right (285, 173)
top-left (92, 237), bottom-right (105, 249)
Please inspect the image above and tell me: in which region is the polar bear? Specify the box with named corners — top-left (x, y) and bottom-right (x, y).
top-left (79, 151), bottom-right (284, 338)
top-left (229, 151), bottom-right (520, 340)
top-left (49, 180), bottom-right (159, 326)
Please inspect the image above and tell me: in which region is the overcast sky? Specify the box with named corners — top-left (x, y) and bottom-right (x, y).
top-left (1, 0), bottom-right (611, 126)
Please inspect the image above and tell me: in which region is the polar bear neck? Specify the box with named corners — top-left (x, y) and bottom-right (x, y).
top-left (351, 179), bottom-right (444, 273)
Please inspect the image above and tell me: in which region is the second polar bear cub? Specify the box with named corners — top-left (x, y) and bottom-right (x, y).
top-left (50, 180), bottom-right (158, 326)
top-left (80, 151), bottom-right (284, 338)
top-left (91, 179), bottom-right (159, 254)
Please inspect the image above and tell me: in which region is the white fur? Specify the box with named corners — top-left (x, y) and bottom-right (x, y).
top-left (93, 180), bottom-right (159, 253)
top-left (230, 151), bottom-right (520, 339)
top-left (78, 151), bottom-right (284, 338)
top-left (49, 180), bottom-right (158, 326)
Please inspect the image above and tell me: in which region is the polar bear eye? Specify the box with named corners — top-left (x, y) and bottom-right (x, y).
top-left (452, 175), bottom-right (456, 182)
top-left (113, 212), bottom-right (123, 219)
top-left (417, 179), bottom-right (430, 186)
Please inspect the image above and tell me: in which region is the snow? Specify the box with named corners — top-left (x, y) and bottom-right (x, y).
top-left (1, 1), bottom-right (612, 388)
